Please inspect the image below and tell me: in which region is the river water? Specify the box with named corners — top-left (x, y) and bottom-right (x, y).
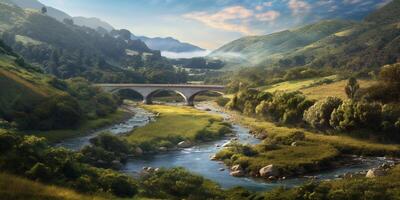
top-left (58, 102), bottom-right (390, 191)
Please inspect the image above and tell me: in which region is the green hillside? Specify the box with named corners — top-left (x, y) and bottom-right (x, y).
top-left (0, 2), bottom-right (187, 84)
top-left (211, 0), bottom-right (400, 70)
top-left (0, 41), bottom-right (59, 117)
top-left (0, 173), bottom-right (110, 200)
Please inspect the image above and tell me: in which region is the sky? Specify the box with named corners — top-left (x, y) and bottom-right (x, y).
top-left (39, 0), bottom-right (391, 50)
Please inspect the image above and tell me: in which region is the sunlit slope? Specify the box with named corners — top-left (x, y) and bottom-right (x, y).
top-left (210, 20), bottom-right (355, 68)
top-left (211, 0), bottom-right (400, 70)
top-left (0, 173), bottom-right (108, 200)
top-left (260, 75), bottom-right (375, 100)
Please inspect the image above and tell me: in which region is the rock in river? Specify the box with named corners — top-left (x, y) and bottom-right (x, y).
top-left (231, 165), bottom-right (242, 171)
top-left (366, 168), bottom-right (386, 178)
top-left (259, 165), bottom-right (279, 178)
top-left (135, 147), bottom-right (144, 155)
top-left (230, 170), bottom-right (244, 177)
top-left (178, 141), bottom-right (192, 148)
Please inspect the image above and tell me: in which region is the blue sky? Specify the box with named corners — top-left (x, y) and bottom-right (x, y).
top-left (39, 0), bottom-right (391, 50)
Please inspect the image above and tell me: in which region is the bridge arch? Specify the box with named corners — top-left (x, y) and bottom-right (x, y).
top-left (187, 90), bottom-right (224, 106)
top-left (145, 89), bottom-right (188, 105)
top-left (113, 88), bottom-right (144, 101)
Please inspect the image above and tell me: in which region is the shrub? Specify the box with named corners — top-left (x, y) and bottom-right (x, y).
top-left (26, 162), bottom-right (52, 181)
top-left (330, 100), bottom-right (357, 131)
top-left (99, 173), bottom-right (138, 197)
top-left (303, 97), bottom-right (343, 129)
top-left (141, 167), bottom-right (224, 200)
top-left (216, 97), bottom-right (230, 107)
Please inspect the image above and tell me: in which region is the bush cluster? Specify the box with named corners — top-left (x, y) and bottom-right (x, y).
top-left (0, 130), bottom-right (138, 198)
top-left (227, 89), bottom-right (315, 124)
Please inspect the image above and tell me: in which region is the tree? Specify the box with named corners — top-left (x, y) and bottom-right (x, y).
top-left (303, 97), bottom-right (343, 129)
top-left (41, 6), bottom-right (47, 14)
top-left (345, 77), bottom-right (360, 100)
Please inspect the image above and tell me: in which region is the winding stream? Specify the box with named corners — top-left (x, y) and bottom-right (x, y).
top-left (58, 102), bottom-right (391, 191)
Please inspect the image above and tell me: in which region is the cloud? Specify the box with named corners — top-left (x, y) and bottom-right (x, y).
top-left (256, 11), bottom-right (280, 22)
top-left (288, 0), bottom-right (311, 15)
top-left (255, 2), bottom-right (273, 11)
top-left (183, 6), bottom-right (254, 35)
top-left (343, 0), bottom-right (363, 4)
top-left (183, 5), bottom-right (282, 35)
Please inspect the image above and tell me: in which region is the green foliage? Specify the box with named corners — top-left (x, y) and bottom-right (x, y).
top-left (216, 97), bottom-right (230, 107)
top-left (140, 167), bottom-right (224, 200)
top-left (0, 130), bottom-right (139, 198)
top-left (303, 97), bottom-right (343, 129)
top-left (66, 77), bottom-right (120, 119)
top-left (80, 133), bottom-right (132, 169)
top-left (228, 89), bottom-right (314, 124)
top-left (258, 165), bottom-right (400, 200)
top-left (345, 77), bottom-right (359, 100)
top-left (14, 94), bottom-right (83, 130)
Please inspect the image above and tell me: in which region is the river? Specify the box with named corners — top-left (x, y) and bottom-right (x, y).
top-left (58, 102), bottom-right (391, 191)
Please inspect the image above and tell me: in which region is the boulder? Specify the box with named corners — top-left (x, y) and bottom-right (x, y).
top-left (158, 147), bottom-right (167, 152)
top-left (178, 141), bottom-right (192, 148)
top-left (231, 165), bottom-right (242, 171)
top-left (222, 141), bottom-right (232, 147)
top-left (219, 168), bottom-right (225, 171)
top-left (291, 142), bottom-right (297, 147)
top-left (366, 168), bottom-right (386, 178)
top-left (111, 160), bottom-right (122, 169)
top-left (256, 132), bottom-right (268, 140)
top-left (259, 165), bottom-right (279, 178)
top-left (135, 147), bottom-right (144, 155)
top-left (210, 155), bottom-right (218, 161)
top-left (230, 170), bottom-right (244, 177)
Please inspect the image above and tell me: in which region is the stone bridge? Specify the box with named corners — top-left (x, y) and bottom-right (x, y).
top-left (95, 84), bottom-right (225, 106)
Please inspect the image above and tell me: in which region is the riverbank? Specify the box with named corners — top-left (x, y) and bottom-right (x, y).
top-left (125, 104), bottom-right (232, 153)
top-left (213, 105), bottom-right (400, 180)
top-left (20, 107), bottom-right (134, 143)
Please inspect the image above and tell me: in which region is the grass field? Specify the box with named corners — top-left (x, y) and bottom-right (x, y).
top-left (215, 109), bottom-right (400, 177)
top-left (260, 75), bottom-right (375, 100)
top-left (21, 109), bottom-right (131, 143)
top-left (300, 79), bottom-right (376, 100)
top-left (126, 105), bottom-right (231, 150)
top-left (236, 115), bottom-right (400, 156)
top-left (0, 173), bottom-right (110, 200)
top-left (261, 75), bottom-right (338, 93)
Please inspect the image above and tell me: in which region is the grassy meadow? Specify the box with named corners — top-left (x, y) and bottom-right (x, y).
top-left (214, 107), bottom-right (400, 177)
top-left (126, 104), bottom-right (231, 150)
top-left (260, 75), bottom-right (375, 100)
top-left (236, 114), bottom-right (400, 156)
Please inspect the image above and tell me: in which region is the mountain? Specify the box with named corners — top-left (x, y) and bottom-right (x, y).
top-left (7, 0), bottom-right (71, 22)
top-left (0, 2), bottom-right (189, 84)
top-left (210, 20), bottom-right (355, 69)
top-left (210, 0), bottom-right (400, 71)
top-left (132, 35), bottom-right (204, 53)
top-left (72, 16), bottom-right (114, 32)
top-left (7, 0), bottom-right (114, 32)
top-left (6, 0), bottom-right (203, 53)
